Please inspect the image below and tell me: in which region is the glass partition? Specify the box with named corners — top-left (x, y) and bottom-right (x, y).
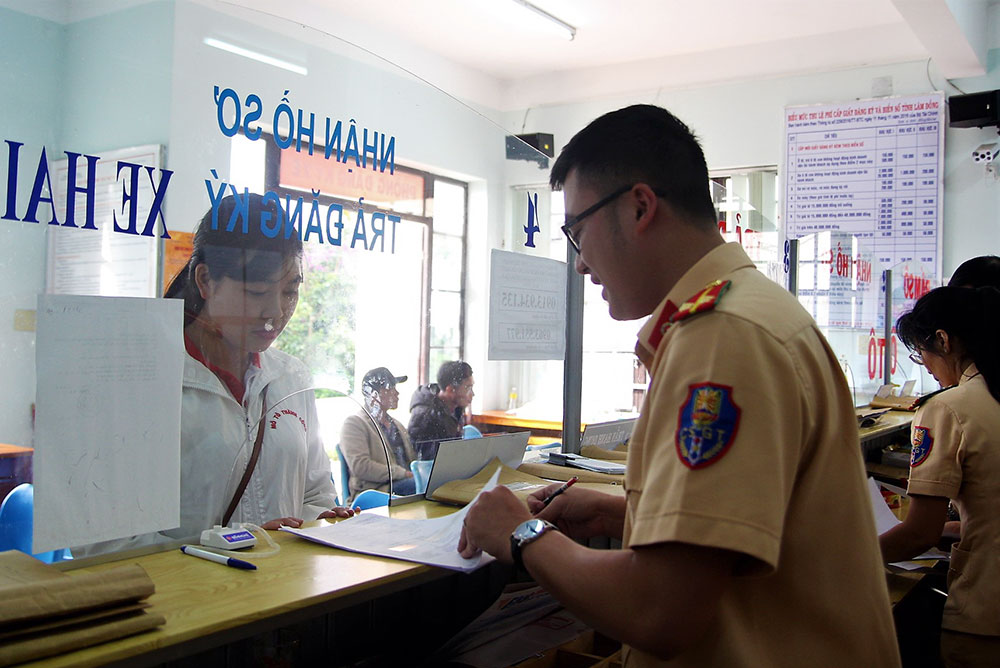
top-left (712, 170), bottom-right (783, 286)
top-left (794, 231), bottom-right (883, 406)
top-left (887, 258), bottom-right (938, 396)
top-left (1, 0), bottom-right (554, 558)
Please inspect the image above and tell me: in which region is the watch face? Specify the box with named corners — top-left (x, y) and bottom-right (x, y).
top-left (513, 518), bottom-right (546, 541)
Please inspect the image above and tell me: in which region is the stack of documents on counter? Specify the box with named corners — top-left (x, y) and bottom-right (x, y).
top-left (546, 452), bottom-right (626, 475)
top-left (0, 550), bottom-right (164, 666)
top-left (282, 468), bottom-right (504, 573)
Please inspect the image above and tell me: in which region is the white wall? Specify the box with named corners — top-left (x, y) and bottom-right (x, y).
top-left (0, 8), bottom-right (66, 448)
top-left (504, 59), bottom-right (1000, 278)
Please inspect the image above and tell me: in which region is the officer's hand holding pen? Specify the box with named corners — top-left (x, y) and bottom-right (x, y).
top-left (537, 477), bottom-right (577, 513)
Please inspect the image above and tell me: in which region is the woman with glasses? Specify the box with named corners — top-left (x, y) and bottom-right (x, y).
top-left (880, 285), bottom-right (1000, 665)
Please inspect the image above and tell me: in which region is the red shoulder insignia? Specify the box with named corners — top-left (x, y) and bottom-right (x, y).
top-left (670, 280), bottom-right (732, 324)
top-left (646, 300), bottom-right (679, 351)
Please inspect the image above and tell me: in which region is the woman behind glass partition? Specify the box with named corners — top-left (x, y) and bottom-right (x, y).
top-left (162, 194), bottom-right (355, 536)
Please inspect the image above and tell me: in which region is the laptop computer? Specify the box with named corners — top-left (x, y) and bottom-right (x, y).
top-left (424, 431), bottom-right (530, 499)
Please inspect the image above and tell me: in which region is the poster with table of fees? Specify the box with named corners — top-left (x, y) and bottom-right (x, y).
top-left (783, 93), bottom-right (943, 280)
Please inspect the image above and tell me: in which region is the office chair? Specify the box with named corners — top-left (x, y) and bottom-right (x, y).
top-left (351, 489), bottom-right (390, 510)
top-left (334, 443), bottom-right (351, 506)
top-left (0, 483), bottom-right (71, 563)
top-left (410, 459), bottom-right (433, 495)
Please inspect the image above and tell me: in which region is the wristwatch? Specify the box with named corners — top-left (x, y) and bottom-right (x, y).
top-left (510, 518), bottom-right (557, 572)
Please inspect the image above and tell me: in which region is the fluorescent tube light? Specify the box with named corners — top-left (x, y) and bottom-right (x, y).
top-left (203, 38), bottom-right (308, 76)
top-left (509, 0), bottom-right (576, 41)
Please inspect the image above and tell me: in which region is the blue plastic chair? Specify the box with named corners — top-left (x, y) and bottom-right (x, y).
top-left (334, 443), bottom-right (351, 506)
top-left (351, 489), bottom-right (390, 510)
top-left (462, 424), bottom-right (483, 439)
top-left (409, 459), bottom-right (433, 494)
top-left (0, 483), bottom-right (71, 563)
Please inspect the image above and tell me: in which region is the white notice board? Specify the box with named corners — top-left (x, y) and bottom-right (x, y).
top-left (488, 249), bottom-right (566, 360)
top-left (783, 93), bottom-right (944, 277)
top-left (33, 295), bottom-right (183, 552)
top-left (49, 145), bottom-right (163, 297)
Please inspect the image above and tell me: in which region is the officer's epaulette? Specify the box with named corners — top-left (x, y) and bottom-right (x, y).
top-left (911, 384), bottom-right (956, 409)
top-left (669, 279), bottom-right (732, 324)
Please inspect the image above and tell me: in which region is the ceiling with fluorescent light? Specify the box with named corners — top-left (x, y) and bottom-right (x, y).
top-left (223, 0), bottom-right (999, 110)
top-left (11, 0), bottom-right (997, 109)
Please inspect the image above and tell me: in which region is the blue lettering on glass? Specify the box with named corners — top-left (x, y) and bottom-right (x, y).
top-left (226, 186), bottom-right (250, 234)
top-left (62, 152), bottom-right (99, 230)
top-left (524, 191), bottom-right (539, 248)
top-left (326, 203), bottom-right (344, 246)
top-left (369, 211), bottom-right (385, 252)
top-left (260, 190), bottom-right (283, 238)
top-left (114, 161), bottom-right (142, 235)
top-left (214, 86), bottom-right (241, 138)
top-left (284, 193), bottom-right (304, 241)
top-left (325, 118), bottom-right (342, 161)
top-left (296, 108), bottom-right (315, 155)
top-left (23, 147), bottom-right (59, 225)
top-left (387, 215), bottom-right (400, 254)
top-left (140, 164), bottom-right (172, 238)
top-left (244, 93), bottom-right (263, 141)
top-left (343, 120), bottom-right (360, 171)
top-left (351, 197), bottom-right (367, 249)
top-left (205, 170), bottom-right (228, 230)
top-left (3, 139), bottom-right (171, 236)
top-left (201, 171), bottom-right (400, 253)
top-left (303, 190), bottom-right (323, 243)
top-left (211, 84), bottom-right (397, 174)
top-left (2, 140), bottom-right (23, 222)
top-left (273, 91), bottom-right (294, 150)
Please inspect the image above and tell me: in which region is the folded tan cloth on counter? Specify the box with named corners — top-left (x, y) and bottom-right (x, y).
top-left (0, 550), bottom-right (164, 665)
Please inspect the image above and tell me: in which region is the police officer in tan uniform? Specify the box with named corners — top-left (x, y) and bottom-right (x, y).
top-left (458, 105), bottom-right (900, 666)
top-left (880, 286), bottom-right (1000, 667)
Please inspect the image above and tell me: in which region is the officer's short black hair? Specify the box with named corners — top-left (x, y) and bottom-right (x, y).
top-left (549, 104), bottom-right (717, 230)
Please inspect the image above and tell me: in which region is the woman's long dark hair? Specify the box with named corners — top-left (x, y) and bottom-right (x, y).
top-left (165, 194), bottom-right (302, 326)
top-left (896, 286), bottom-right (1000, 403)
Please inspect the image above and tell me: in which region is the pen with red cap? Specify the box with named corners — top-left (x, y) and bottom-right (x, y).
top-left (538, 476), bottom-right (578, 512)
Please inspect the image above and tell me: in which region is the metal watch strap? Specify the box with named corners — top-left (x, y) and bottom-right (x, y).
top-left (510, 519), bottom-right (557, 572)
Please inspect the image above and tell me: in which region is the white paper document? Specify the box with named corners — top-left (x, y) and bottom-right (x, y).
top-left (867, 476), bottom-right (902, 535)
top-left (282, 469), bottom-right (502, 572)
top-left (867, 477), bottom-right (949, 569)
top-left (34, 295), bottom-right (184, 552)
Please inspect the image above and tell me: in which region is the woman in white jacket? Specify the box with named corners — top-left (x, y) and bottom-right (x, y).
top-left (163, 193), bottom-right (354, 536)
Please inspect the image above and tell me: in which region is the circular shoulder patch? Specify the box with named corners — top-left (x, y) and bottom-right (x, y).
top-left (910, 426), bottom-right (933, 467)
top-left (675, 383), bottom-right (741, 469)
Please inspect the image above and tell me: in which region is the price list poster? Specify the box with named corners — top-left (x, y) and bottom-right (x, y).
top-left (783, 93), bottom-right (944, 280)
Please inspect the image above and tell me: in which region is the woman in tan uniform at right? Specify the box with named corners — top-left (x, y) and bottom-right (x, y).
top-left (878, 285), bottom-right (1000, 667)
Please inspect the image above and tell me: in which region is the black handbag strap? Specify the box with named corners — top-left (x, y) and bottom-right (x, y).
top-left (222, 389), bottom-right (268, 526)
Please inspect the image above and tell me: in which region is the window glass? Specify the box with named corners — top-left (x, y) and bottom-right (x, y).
top-left (432, 233), bottom-right (464, 291)
top-left (433, 180), bottom-right (465, 236)
top-left (1, 0), bottom-right (546, 559)
top-left (429, 290), bottom-right (462, 348)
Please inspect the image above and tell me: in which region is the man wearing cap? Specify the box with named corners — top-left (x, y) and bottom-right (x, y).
top-left (339, 367), bottom-right (417, 501)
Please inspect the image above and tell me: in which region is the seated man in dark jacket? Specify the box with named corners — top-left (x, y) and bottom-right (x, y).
top-left (407, 360), bottom-right (475, 459)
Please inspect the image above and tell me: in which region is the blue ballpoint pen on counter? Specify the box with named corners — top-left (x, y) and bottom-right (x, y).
top-left (180, 545), bottom-right (257, 570)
